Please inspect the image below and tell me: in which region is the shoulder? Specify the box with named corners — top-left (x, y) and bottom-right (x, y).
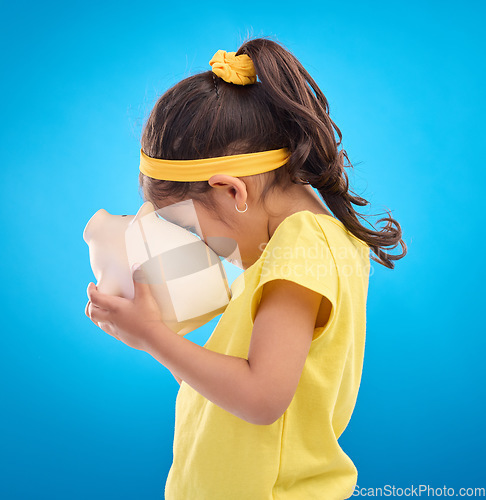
top-left (258, 209), bottom-right (369, 277)
top-left (260, 210), bottom-right (333, 259)
top-left (267, 210), bottom-right (327, 244)
top-left (273, 210), bottom-right (370, 254)
top-left (257, 210), bottom-right (338, 282)
top-left (276, 209), bottom-right (324, 230)
top-left (249, 210), bottom-right (340, 331)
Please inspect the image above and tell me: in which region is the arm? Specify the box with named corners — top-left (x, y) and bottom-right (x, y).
top-left (168, 369), bottom-right (182, 385)
top-left (144, 279), bottom-right (327, 425)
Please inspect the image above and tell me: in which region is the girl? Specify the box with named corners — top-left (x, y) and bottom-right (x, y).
top-left (86, 37), bottom-right (407, 499)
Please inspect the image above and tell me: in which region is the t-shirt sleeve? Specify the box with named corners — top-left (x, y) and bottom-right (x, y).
top-left (249, 212), bottom-right (339, 340)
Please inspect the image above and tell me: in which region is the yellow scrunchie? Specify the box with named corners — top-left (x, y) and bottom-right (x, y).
top-left (209, 49), bottom-right (257, 85)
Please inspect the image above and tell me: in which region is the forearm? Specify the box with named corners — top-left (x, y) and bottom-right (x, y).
top-left (144, 322), bottom-right (266, 424)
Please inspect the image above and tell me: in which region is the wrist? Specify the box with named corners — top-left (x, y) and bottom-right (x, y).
top-left (142, 320), bottom-right (172, 354)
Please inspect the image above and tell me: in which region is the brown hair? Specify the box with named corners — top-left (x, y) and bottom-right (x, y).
top-left (139, 36), bottom-right (407, 269)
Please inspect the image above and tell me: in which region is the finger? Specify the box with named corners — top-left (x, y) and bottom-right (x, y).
top-left (132, 265), bottom-right (152, 300)
top-left (88, 302), bottom-right (111, 323)
top-left (85, 300), bottom-right (90, 318)
top-left (87, 283), bottom-right (117, 310)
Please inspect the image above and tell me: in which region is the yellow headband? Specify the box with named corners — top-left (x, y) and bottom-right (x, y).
top-left (139, 49), bottom-right (268, 181)
top-left (139, 148), bottom-right (291, 181)
top-left (209, 49), bottom-right (257, 85)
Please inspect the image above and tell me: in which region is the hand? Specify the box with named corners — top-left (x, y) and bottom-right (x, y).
top-left (85, 265), bottom-right (164, 352)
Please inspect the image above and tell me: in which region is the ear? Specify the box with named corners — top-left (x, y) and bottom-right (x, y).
top-left (208, 174), bottom-right (248, 208)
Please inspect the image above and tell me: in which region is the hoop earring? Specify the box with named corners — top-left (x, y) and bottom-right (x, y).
top-left (235, 202), bottom-right (248, 213)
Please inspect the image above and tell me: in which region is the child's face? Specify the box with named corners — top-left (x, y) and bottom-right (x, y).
top-left (155, 198), bottom-right (204, 239)
top-left (192, 200), bottom-right (270, 271)
top-left (154, 195), bottom-right (266, 270)
top-left (191, 201), bottom-right (246, 267)
top-left (153, 197), bottom-right (245, 269)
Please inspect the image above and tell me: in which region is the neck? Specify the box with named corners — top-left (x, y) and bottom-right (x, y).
top-left (266, 183), bottom-right (332, 239)
top-left (237, 183), bottom-right (332, 270)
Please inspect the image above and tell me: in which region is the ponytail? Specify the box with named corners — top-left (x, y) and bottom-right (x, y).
top-left (236, 37), bottom-right (407, 269)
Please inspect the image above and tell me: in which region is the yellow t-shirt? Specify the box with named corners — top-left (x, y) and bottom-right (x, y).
top-left (165, 210), bottom-right (371, 500)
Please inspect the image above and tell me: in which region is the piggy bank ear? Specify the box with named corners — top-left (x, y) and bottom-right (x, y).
top-left (130, 201), bottom-right (156, 225)
top-left (83, 208), bottom-right (110, 244)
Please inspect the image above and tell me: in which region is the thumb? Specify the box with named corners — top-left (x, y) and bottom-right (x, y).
top-left (131, 263), bottom-right (151, 299)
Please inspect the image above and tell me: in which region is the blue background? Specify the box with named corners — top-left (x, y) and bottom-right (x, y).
top-left (1, 1), bottom-right (484, 498)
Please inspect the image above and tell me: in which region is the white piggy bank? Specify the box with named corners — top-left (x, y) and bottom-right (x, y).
top-left (83, 201), bottom-right (232, 336)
